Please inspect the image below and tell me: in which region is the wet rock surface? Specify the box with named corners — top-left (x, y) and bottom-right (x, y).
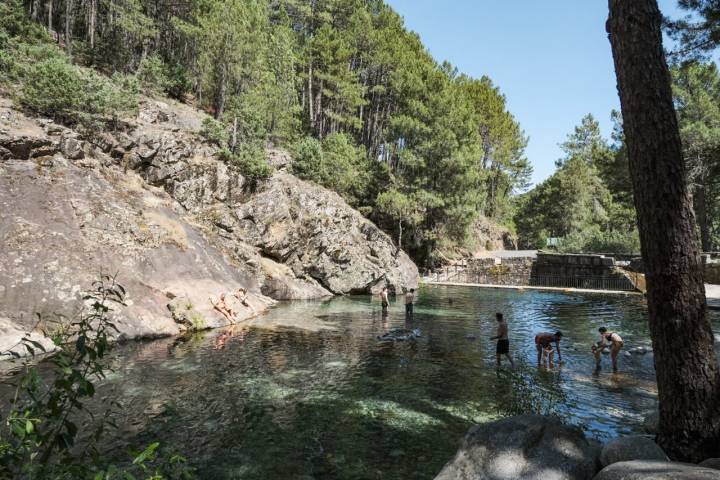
top-left (593, 460), bottom-right (720, 479)
top-left (600, 436), bottom-right (668, 467)
top-left (434, 415), bottom-right (601, 480)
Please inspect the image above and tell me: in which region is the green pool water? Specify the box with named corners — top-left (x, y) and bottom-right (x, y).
top-left (16, 286), bottom-right (720, 479)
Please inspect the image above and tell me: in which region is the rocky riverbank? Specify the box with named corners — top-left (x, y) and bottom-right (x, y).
top-left (435, 414), bottom-right (720, 480)
top-left (0, 96), bottom-right (418, 356)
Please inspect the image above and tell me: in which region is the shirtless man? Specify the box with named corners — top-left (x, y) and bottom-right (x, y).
top-left (210, 293), bottom-right (237, 324)
top-left (535, 331), bottom-right (563, 367)
top-left (404, 288), bottom-right (415, 318)
top-left (380, 286), bottom-right (389, 316)
top-left (490, 312), bottom-right (514, 367)
top-left (594, 326), bottom-right (624, 372)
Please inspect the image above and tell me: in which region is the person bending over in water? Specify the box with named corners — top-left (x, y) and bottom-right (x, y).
top-left (210, 293), bottom-right (237, 324)
top-left (490, 312), bottom-right (514, 367)
top-left (594, 326), bottom-right (624, 372)
top-left (535, 331), bottom-right (563, 367)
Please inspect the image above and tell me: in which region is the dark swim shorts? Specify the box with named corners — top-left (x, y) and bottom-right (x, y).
top-left (496, 339), bottom-right (510, 355)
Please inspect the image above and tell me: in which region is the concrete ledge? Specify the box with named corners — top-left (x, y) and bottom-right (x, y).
top-left (422, 280), bottom-right (643, 296)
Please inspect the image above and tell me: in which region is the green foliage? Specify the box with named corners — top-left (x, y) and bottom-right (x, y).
top-left (0, 276), bottom-right (195, 479)
top-left (19, 58), bottom-right (84, 123)
top-left (0, 0), bottom-right (50, 45)
top-left (219, 145), bottom-right (273, 181)
top-left (19, 58), bottom-right (137, 129)
top-left (136, 55), bottom-right (170, 96)
top-left (515, 114), bottom-right (637, 252)
top-left (199, 117), bottom-right (228, 148)
top-left (2, 0), bottom-right (536, 266)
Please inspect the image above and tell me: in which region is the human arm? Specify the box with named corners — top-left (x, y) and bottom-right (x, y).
top-left (556, 340), bottom-right (562, 361)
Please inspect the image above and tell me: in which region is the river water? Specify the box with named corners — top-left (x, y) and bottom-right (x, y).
top-left (9, 285), bottom-right (720, 479)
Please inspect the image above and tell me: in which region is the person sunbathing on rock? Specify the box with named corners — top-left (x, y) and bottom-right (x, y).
top-left (233, 287), bottom-right (256, 315)
top-left (210, 293), bottom-right (237, 324)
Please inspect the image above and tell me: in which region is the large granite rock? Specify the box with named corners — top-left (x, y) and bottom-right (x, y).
top-left (600, 436), bottom-right (668, 467)
top-left (0, 126), bottom-right (273, 346)
top-left (121, 114), bottom-right (418, 297)
top-left (593, 460), bottom-right (720, 479)
top-left (233, 172), bottom-right (418, 295)
top-left (434, 415), bottom-right (601, 480)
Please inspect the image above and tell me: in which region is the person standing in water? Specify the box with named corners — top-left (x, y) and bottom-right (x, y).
top-left (380, 286), bottom-right (389, 316)
top-left (594, 326), bottom-right (624, 372)
top-left (534, 331), bottom-right (563, 366)
top-left (404, 288), bottom-right (415, 319)
top-left (490, 313), bottom-right (514, 367)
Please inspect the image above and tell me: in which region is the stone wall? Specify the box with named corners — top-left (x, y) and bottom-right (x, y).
top-left (461, 253), bottom-right (634, 290)
top-left (705, 262), bottom-right (720, 285)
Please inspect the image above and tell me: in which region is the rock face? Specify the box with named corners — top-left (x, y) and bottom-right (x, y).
top-left (0, 96), bottom-right (418, 348)
top-left (434, 415), bottom-right (601, 480)
top-left (700, 459), bottom-right (720, 471)
top-left (600, 436), bottom-right (668, 467)
top-left (117, 100), bottom-right (418, 297)
top-left (593, 460), bottom-right (720, 480)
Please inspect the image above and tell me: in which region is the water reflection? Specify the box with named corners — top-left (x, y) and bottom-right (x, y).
top-left (3, 285), bottom-right (719, 479)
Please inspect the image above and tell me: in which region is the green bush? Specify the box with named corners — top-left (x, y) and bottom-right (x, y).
top-left (219, 144), bottom-right (273, 181)
top-left (291, 136), bottom-right (325, 181)
top-left (136, 54), bottom-right (170, 96)
top-left (200, 117), bottom-right (228, 147)
top-left (19, 56), bottom-right (137, 129)
top-left (555, 226), bottom-right (640, 254)
top-left (19, 57), bottom-right (84, 123)
top-left (0, 0), bottom-right (51, 44)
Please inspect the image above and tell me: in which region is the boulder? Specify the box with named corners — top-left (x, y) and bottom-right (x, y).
top-left (434, 415), bottom-right (601, 480)
top-left (642, 411), bottom-right (659, 435)
top-left (234, 172), bottom-right (419, 295)
top-left (600, 436), bottom-right (667, 467)
top-left (700, 459), bottom-right (720, 471)
top-left (593, 460), bottom-right (720, 479)
top-left (0, 317), bottom-right (57, 360)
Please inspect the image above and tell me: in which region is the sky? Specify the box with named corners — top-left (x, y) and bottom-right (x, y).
top-left (385, 0), bottom-right (685, 186)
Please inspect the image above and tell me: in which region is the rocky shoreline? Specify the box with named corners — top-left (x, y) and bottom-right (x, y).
top-left (435, 413), bottom-right (720, 480)
top-left (0, 96), bottom-right (418, 357)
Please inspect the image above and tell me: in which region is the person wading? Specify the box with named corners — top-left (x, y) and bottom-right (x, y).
top-left (404, 288), bottom-right (415, 319)
top-left (534, 331), bottom-right (563, 367)
top-left (594, 326), bottom-right (624, 373)
top-left (491, 313), bottom-right (514, 367)
top-left (380, 286), bottom-right (389, 316)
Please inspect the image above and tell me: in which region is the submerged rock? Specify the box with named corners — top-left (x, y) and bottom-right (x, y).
top-left (434, 415), bottom-right (601, 480)
top-left (600, 436), bottom-right (668, 467)
top-left (377, 328), bottom-right (421, 342)
top-left (593, 460), bottom-right (720, 479)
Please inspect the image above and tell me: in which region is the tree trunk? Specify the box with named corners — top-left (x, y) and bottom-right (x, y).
top-left (607, 0), bottom-right (720, 462)
top-left (695, 179), bottom-right (710, 252)
top-left (396, 219), bottom-right (403, 257)
top-left (47, 0), bottom-right (52, 32)
top-left (87, 0), bottom-right (96, 49)
top-left (65, 0), bottom-right (73, 58)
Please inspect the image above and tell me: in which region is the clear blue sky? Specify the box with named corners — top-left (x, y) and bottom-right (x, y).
top-left (385, 0), bottom-right (684, 186)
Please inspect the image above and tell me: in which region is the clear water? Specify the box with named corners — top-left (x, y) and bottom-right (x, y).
top-left (10, 286), bottom-right (720, 479)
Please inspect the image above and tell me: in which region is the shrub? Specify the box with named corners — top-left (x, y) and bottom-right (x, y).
top-left (556, 226), bottom-right (640, 254)
top-left (290, 136), bottom-right (325, 183)
top-left (136, 54), bottom-right (170, 96)
top-left (219, 144), bottom-right (273, 181)
top-left (19, 57), bottom-right (84, 123)
top-left (0, 275), bottom-right (196, 479)
top-left (19, 56), bottom-right (137, 130)
top-left (200, 117), bottom-right (228, 147)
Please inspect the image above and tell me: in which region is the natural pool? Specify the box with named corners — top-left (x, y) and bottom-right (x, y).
top-left (10, 285), bottom-right (720, 479)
